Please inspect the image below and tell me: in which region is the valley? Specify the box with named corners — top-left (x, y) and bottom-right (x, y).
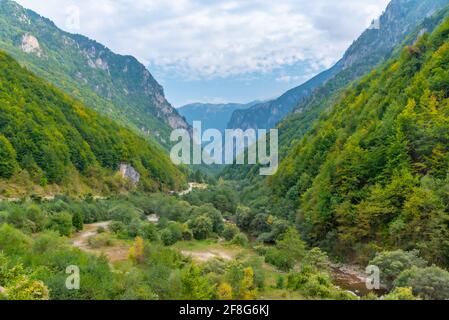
top-left (1, 0), bottom-right (449, 302)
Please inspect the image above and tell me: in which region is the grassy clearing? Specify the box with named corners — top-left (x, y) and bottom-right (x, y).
top-left (172, 239), bottom-right (305, 300)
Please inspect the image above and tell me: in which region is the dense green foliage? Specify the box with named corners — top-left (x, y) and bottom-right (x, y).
top-left (394, 266), bottom-right (449, 300)
top-left (277, 3), bottom-right (449, 160)
top-left (271, 17), bottom-right (449, 265)
top-left (0, 51), bottom-right (186, 193)
top-left (0, 192), bottom-right (355, 300)
top-left (0, 0), bottom-right (188, 148)
top-left (222, 2), bottom-right (449, 182)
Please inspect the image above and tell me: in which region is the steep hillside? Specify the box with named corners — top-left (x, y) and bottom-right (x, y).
top-left (0, 0), bottom-right (189, 148)
top-left (0, 51), bottom-right (186, 196)
top-left (271, 16), bottom-right (449, 265)
top-left (228, 0), bottom-right (449, 133)
top-left (227, 66), bottom-right (340, 130)
top-left (179, 101), bottom-right (259, 133)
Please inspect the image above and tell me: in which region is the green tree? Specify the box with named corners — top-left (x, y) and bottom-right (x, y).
top-left (47, 212), bottom-right (73, 236)
top-left (0, 134), bottom-right (18, 179)
top-left (25, 205), bottom-right (47, 233)
top-left (394, 266), bottom-right (449, 300)
top-left (0, 253), bottom-right (49, 300)
top-left (72, 211), bottom-right (84, 232)
top-left (189, 215), bottom-right (213, 240)
top-left (223, 223), bottom-right (239, 241)
top-left (369, 250), bottom-right (427, 287)
top-left (277, 228), bottom-right (306, 260)
top-left (181, 265), bottom-right (215, 300)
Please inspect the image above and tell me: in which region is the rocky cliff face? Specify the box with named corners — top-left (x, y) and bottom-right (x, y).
top-left (228, 0), bottom-right (449, 131)
top-left (227, 64), bottom-right (341, 130)
top-left (20, 33), bottom-right (42, 56)
top-left (0, 0), bottom-right (189, 148)
top-left (336, 0), bottom-right (449, 77)
top-left (119, 163), bottom-right (141, 185)
top-left (71, 34), bottom-right (189, 132)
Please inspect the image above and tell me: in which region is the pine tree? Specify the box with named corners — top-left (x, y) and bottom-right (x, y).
top-left (72, 212), bottom-right (84, 232)
top-left (0, 134), bottom-right (18, 179)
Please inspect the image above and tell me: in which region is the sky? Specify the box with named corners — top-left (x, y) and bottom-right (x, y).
top-left (15, 0), bottom-right (391, 107)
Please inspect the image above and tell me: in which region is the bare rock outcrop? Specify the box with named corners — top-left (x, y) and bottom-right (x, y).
top-left (119, 163), bottom-right (140, 185)
top-left (21, 33), bottom-right (42, 57)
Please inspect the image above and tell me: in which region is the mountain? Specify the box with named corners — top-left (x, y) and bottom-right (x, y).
top-left (278, 0), bottom-right (449, 155)
top-left (0, 0), bottom-right (189, 148)
top-left (228, 0), bottom-right (449, 132)
top-left (228, 64), bottom-right (341, 130)
top-left (270, 14), bottom-right (449, 265)
top-left (0, 51), bottom-right (187, 195)
top-left (178, 101), bottom-right (260, 133)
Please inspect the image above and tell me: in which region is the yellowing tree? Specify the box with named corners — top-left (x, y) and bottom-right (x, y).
top-left (217, 282), bottom-right (233, 300)
top-left (129, 236), bottom-right (145, 264)
top-left (0, 254), bottom-right (49, 300)
top-left (241, 267), bottom-right (256, 300)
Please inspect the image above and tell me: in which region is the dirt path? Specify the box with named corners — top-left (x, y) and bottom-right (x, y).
top-left (72, 221), bottom-right (111, 249)
top-left (178, 183), bottom-right (208, 196)
top-left (181, 249), bottom-right (234, 262)
top-left (71, 221), bottom-right (130, 263)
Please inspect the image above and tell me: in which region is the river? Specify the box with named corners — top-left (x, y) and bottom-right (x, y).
top-left (331, 265), bottom-right (387, 297)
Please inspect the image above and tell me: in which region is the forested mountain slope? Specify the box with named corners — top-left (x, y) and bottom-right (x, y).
top-left (0, 51), bottom-right (186, 195)
top-left (0, 0), bottom-right (189, 148)
top-left (228, 0), bottom-right (449, 134)
top-left (271, 16), bottom-right (449, 266)
top-left (278, 0), bottom-right (449, 156)
top-left (222, 1), bottom-right (449, 182)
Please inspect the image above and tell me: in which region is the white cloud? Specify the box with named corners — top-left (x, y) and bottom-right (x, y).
top-left (15, 0), bottom-right (390, 79)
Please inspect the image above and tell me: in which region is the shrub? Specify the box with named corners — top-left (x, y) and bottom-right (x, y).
top-left (230, 233), bottom-right (249, 247)
top-left (0, 211), bottom-right (9, 224)
top-left (189, 215), bottom-right (213, 240)
top-left (303, 248), bottom-right (330, 271)
top-left (276, 228), bottom-right (306, 261)
top-left (97, 226), bottom-right (106, 234)
top-left (264, 248), bottom-right (295, 272)
top-left (127, 219), bottom-right (143, 238)
top-left (369, 250), bottom-right (427, 287)
top-left (109, 221), bottom-right (126, 234)
top-left (88, 233), bottom-right (114, 248)
top-left (109, 204), bottom-right (141, 224)
top-left (141, 223), bottom-right (159, 242)
top-left (0, 224), bottom-right (31, 255)
top-left (47, 212), bottom-right (73, 236)
top-left (72, 211), bottom-right (84, 232)
top-left (384, 287), bottom-right (420, 300)
top-left (235, 206), bottom-right (253, 230)
top-left (6, 208), bottom-right (27, 229)
top-left (160, 229), bottom-right (177, 246)
top-left (181, 228), bottom-right (193, 241)
top-left (394, 266), bottom-right (449, 300)
top-left (0, 253), bottom-right (49, 300)
top-left (25, 205), bottom-right (48, 232)
top-left (222, 223), bottom-right (239, 241)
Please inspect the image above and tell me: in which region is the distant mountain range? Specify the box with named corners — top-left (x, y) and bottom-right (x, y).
top-left (228, 0), bottom-right (449, 132)
top-left (0, 0), bottom-right (189, 148)
top-left (178, 101), bottom-right (260, 133)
